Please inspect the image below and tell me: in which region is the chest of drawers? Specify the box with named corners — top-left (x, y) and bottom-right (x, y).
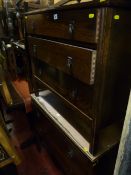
top-left (25, 1), bottom-right (131, 156)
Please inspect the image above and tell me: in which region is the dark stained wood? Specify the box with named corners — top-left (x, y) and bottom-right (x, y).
top-left (90, 7), bottom-right (131, 154)
top-left (33, 89), bottom-right (93, 143)
top-left (26, 4), bottom-right (131, 156)
top-left (28, 36), bottom-right (96, 85)
top-left (25, 8), bottom-right (98, 44)
top-left (33, 61), bottom-right (94, 116)
top-left (32, 104), bottom-right (118, 175)
top-left (24, 1), bottom-right (131, 16)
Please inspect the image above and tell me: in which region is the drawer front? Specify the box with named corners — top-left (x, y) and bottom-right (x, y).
top-left (34, 108), bottom-right (94, 175)
top-left (33, 60), bottom-right (94, 116)
top-left (33, 88), bottom-right (93, 143)
top-left (28, 36), bottom-right (97, 85)
top-left (26, 8), bottom-right (99, 44)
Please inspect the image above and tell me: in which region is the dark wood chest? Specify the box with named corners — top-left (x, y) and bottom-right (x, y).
top-left (25, 1), bottom-right (131, 174)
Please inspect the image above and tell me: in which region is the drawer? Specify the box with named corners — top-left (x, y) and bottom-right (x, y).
top-left (34, 108), bottom-right (94, 175)
top-left (33, 61), bottom-right (94, 116)
top-left (26, 8), bottom-right (100, 44)
top-left (33, 105), bottom-right (118, 175)
top-left (28, 36), bottom-right (97, 85)
top-left (33, 89), bottom-right (93, 143)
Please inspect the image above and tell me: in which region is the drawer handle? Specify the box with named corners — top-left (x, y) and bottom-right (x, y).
top-left (67, 56), bottom-right (73, 70)
top-left (38, 67), bottom-right (42, 76)
top-left (33, 45), bottom-right (37, 57)
top-left (69, 21), bottom-right (75, 36)
top-left (71, 88), bottom-right (78, 99)
top-left (33, 45), bottom-right (38, 64)
top-left (67, 149), bottom-right (74, 158)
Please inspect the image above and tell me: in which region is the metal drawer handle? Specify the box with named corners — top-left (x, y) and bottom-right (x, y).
top-left (69, 21), bottom-right (75, 35)
top-left (38, 67), bottom-right (42, 76)
top-left (71, 88), bottom-right (78, 99)
top-left (67, 56), bottom-right (73, 69)
top-left (33, 45), bottom-right (37, 56)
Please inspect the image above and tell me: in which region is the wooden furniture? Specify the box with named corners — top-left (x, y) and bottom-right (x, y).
top-left (0, 112), bottom-right (20, 175)
top-left (0, 110), bottom-right (21, 169)
top-left (0, 40), bottom-right (24, 108)
top-left (32, 94), bottom-right (118, 175)
top-left (25, 1), bottom-right (131, 174)
top-left (6, 41), bottom-right (27, 80)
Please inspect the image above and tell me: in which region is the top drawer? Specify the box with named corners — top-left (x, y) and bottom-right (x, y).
top-left (25, 8), bottom-right (100, 44)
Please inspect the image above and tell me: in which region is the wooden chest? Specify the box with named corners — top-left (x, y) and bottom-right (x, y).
top-left (25, 2), bottom-right (131, 155)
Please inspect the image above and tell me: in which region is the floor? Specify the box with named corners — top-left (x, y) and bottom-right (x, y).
top-left (4, 79), bottom-right (63, 175)
top-left (6, 106), bottom-right (63, 175)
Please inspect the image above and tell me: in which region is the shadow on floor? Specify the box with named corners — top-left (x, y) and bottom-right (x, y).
top-left (7, 109), bottom-right (63, 175)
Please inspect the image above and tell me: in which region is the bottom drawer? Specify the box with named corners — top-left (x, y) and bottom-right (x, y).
top-left (33, 105), bottom-right (118, 175)
top-left (32, 89), bottom-right (93, 148)
top-left (35, 108), bottom-right (94, 175)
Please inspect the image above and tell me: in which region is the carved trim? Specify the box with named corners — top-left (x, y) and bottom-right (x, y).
top-left (90, 51), bottom-right (97, 85)
top-left (96, 9), bottom-right (101, 42)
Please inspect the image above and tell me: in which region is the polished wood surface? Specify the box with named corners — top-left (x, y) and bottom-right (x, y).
top-left (26, 8), bottom-right (98, 44)
top-left (28, 36), bottom-right (96, 85)
top-left (32, 103), bottom-right (118, 175)
top-left (25, 3), bottom-right (131, 155)
top-left (24, 1), bottom-right (131, 16)
top-left (33, 68), bottom-right (93, 116)
top-left (32, 90), bottom-right (93, 145)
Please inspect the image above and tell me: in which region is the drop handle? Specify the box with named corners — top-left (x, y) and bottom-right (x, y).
top-left (38, 67), bottom-right (42, 76)
top-left (68, 21), bottom-right (75, 35)
top-left (71, 88), bottom-right (78, 99)
top-left (67, 56), bottom-right (73, 69)
top-left (33, 45), bottom-right (37, 57)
